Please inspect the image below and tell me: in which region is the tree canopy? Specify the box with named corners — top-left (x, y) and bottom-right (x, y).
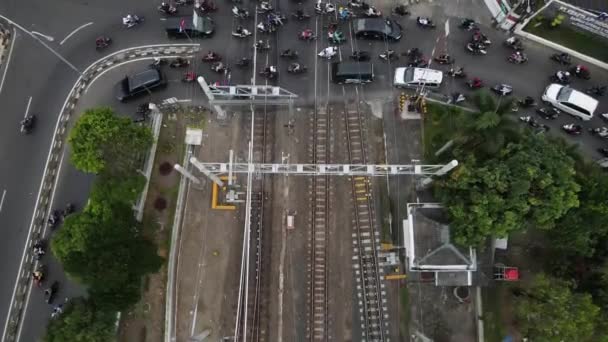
top-left (52, 191), bottom-right (162, 311)
top-left (435, 134), bottom-right (580, 246)
top-left (44, 299), bottom-right (115, 342)
top-left (68, 107), bottom-right (152, 175)
top-left (515, 274), bottom-right (601, 342)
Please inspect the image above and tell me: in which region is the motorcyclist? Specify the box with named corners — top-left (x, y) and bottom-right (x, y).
top-left (556, 70), bottom-right (570, 83)
top-left (32, 270), bottom-right (43, 283)
top-left (511, 51), bottom-right (526, 63)
top-left (282, 49), bottom-right (295, 57)
top-left (381, 49), bottom-right (396, 58)
top-left (573, 64), bottom-right (589, 77)
top-left (301, 29), bottom-right (313, 38)
top-left (289, 63), bottom-right (302, 72)
top-left (123, 14), bottom-right (136, 26)
top-left (95, 36), bottom-right (109, 47)
top-left (557, 52), bottom-right (570, 64)
top-left (394, 4), bottom-right (409, 15)
top-left (319, 46), bottom-right (337, 58)
top-left (460, 18), bottom-right (476, 29)
top-left (521, 96), bottom-right (535, 106)
top-left (21, 116), bottom-right (33, 130)
top-left (436, 54), bottom-right (451, 63)
top-left (260, 1), bottom-right (272, 11)
top-left (255, 40), bottom-right (269, 49)
top-left (417, 16), bottom-right (431, 26)
top-left (470, 77), bottom-right (482, 88)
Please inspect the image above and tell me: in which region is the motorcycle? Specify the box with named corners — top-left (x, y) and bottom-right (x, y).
top-left (158, 2), bottom-right (178, 14)
top-left (466, 42), bottom-right (486, 55)
top-left (169, 58), bottom-right (190, 68)
top-left (466, 78), bottom-right (483, 89)
top-left (570, 65), bottom-right (591, 80)
top-left (199, 0), bottom-right (218, 12)
top-left (348, 0), bottom-right (364, 8)
top-left (150, 58), bottom-right (167, 69)
top-left (447, 93), bottom-right (466, 104)
top-left (433, 55), bottom-right (454, 65)
top-left (328, 31), bottom-right (346, 44)
top-left (232, 6), bottom-right (249, 18)
top-left (404, 48), bottom-right (422, 59)
top-left (393, 5), bottom-right (410, 16)
top-left (281, 49), bottom-right (299, 59)
top-left (515, 96), bottom-right (536, 109)
top-left (182, 72), bottom-right (197, 83)
top-left (211, 62), bottom-right (228, 73)
top-left (338, 7), bottom-right (353, 20)
top-left (491, 83), bottom-right (513, 96)
top-left (598, 148), bottom-right (608, 157)
top-left (318, 46), bottom-right (337, 59)
top-left (259, 66), bottom-right (278, 79)
top-left (379, 50), bottom-right (397, 61)
top-left (267, 13), bottom-right (286, 27)
top-left (202, 52), bottom-right (221, 62)
top-left (62, 203), bottom-right (74, 219)
top-left (45, 281), bottom-right (59, 305)
top-left (257, 1), bottom-right (273, 13)
top-left (95, 37), bottom-right (112, 50)
top-left (586, 85), bottom-right (606, 97)
top-left (20, 115), bottom-right (36, 134)
top-left (602, 113), bottom-right (608, 122)
top-left (350, 51), bottom-right (370, 61)
top-left (446, 67), bottom-right (466, 78)
top-left (536, 107), bottom-right (560, 120)
top-left (232, 28), bottom-right (252, 38)
top-left (551, 53), bottom-right (571, 65)
top-left (471, 31), bottom-right (491, 45)
top-left (122, 14), bottom-right (144, 28)
top-left (504, 36), bottom-right (523, 51)
top-left (562, 123), bottom-right (582, 135)
top-left (298, 30), bottom-right (316, 41)
top-left (459, 18), bottom-right (477, 31)
top-left (48, 210), bottom-right (60, 229)
top-left (407, 57), bottom-right (428, 68)
top-left (33, 265), bottom-right (45, 287)
top-left (236, 57), bottom-right (251, 67)
top-left (315, 1), bottom-right (336, 14)
top-left (254, 41), bottom-right (271, 51)
top-left (257, 22), bottom-right (275, 33)
top-left (588, 127), bottom-right (608, 138)
top-left (508, 52), bottom-right (528, 64)
top-left (176, 0), bottom-right (195, 5)
top-left (416, 17), bottom-right (436, 29)
top-left (520, 116), bottom-right (549, 133)
top-left (550, 71), bottom-right (571, 84)
top-left (287, 63), bottom-right (307, 74)
top-left (292, 11), bottom-right (311, 20)
top-left (363, 6), bottom-right (381, 17)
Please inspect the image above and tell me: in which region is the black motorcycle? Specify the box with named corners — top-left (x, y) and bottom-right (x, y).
top-left (95, 37), bottom-right (112, 50)
top-left (586, 85), bottom-right (606, 97)
top-left (62, 203), bottom-right (74, 219)
top-left (20, 115), bottom-right (36, 134)
top-left (254, 41), bottom-right (271, 51)
top-left (536, 107), bottom-right (560, 120)
top-left (291, 11), bottom-right (310, 20)
top-left (350, 51), bottom-right (370, 61)
top-left (202, 52), bottom-right (221, 62)
top-left (393, 5), bottom-right (410, 16)
top-left (446, 67), bottom-right (466, 78)
top-left (459, 18), bottom-right (477, 30)
top-left (236, 57), bottom-right (251, 67)
top-left (379, 50), bottom-right (397, 61)
top-left (48, 210), bottom-right (61, 229)
top-left (45, 281), bottom-right (59, 304)
top-left (403, 48), bottom-right (422, 58)
top-left (287, 63), bottom-right (307, 74)
top-left (433, 55), bottom-right (454, 65)
top-left (169, 58), bottom-right (190, 68)
top-left (550, 72), bottom-right (571, 85)
top-left (550, 53), bottom-right (571, 65)
top-left (259, 67), bottom-right (278, 79)
top-left (280, 49), bottom-right (299, 59)
top-left (598, 148), bottom-right (608, 157)
top-left (562, 123), bottom-right (582, 135)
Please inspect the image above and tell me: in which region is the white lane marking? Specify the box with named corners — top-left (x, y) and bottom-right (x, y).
top-left (0, 190), bottom-right (6, 213)
top-left (0, 27), bottom-right (17, 96)
top-left (23, 96), bottom-right (32, 119)
top-left (30, 31), bottom-right (54, 42)
top-left (60, 22), bottom-right (93, 45)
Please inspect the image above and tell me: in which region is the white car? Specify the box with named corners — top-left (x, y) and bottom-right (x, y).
top-left (393, 67), bottom-right (443, 89)
top-left (542, 84), bottom-right (598, 121)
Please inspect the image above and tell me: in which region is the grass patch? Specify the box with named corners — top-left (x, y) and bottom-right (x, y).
top-left (523, 21), bottom-right (608, 63)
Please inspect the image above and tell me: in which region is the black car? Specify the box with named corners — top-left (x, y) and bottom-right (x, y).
top-left (114, 68), bottom-right (166, 102)
top-left (353, 18), bottom-right (402, 41)
top-left (165, 16), bottom-right (215, 39)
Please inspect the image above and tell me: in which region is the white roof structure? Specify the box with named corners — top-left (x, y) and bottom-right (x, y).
top-left (403, 203), bottom-right (477, 286)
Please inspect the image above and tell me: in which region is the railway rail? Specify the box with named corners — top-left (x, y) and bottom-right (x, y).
top-left (307, 105), bottom-right (331, 342)
top-left (343, 102), bottom-right (389, 342)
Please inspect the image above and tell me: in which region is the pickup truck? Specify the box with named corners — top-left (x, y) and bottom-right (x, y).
top-left (165, 16), bottom-right (215, 39)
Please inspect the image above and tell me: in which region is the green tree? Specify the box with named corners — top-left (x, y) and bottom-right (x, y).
top-left (515, 274), bottom-right (600, 342)
top-left (44, 298), bottom-right (115, 342)
top-left (68, 107), bottom-right (153, 176)
top-left (435, 134), bottom-right (580, 245)
top-left (52, 198), bottom-right (163, 311)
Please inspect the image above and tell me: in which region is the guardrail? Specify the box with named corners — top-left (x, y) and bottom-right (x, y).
top-left (2, 43), bottom-right (200, 342)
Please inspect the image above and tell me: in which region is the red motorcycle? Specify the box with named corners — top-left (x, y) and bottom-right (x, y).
top-left (466, 77), bottom-right (484, 89)
top-left (182, 72), bottom-right (197, 83)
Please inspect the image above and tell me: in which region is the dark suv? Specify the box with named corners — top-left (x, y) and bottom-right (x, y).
top-left (354, 18), bottom-right (402, 41)
top-left (114, 68), bottom-right (166, 102)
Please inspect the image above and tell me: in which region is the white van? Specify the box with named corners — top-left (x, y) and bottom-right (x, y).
top-left (542, 84), bottom-right (598, 121)
top-left (393, 67), bottom-right (443, 89)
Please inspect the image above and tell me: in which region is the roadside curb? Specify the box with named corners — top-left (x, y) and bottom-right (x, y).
top-left (2, 44), bottom-right (200, 342)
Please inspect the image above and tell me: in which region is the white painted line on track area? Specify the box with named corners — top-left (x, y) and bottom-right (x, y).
top-left (0, 27), bottom-right (16, 96)
top-left (0, 190), bottom-right (6, 213)
top-left (23, 96), bottom-right (32, 118)
top-left (30, 31), bottom-right (54, 42)
top-left (60, 22), bottom-right (93, 45)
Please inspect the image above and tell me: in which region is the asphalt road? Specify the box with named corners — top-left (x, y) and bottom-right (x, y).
top-left (1, 0), bottom-right (608, 340)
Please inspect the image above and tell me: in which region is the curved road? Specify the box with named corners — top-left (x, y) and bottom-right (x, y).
top-left (1, 0), bottom-right (608, 340)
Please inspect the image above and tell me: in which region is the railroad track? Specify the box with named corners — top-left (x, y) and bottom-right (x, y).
top-left (307, 105), bottom-right (330, 342)
top-left (248, 109), bottom-right (272, 342)
top-left (343, 104), bottom-right (389, 342)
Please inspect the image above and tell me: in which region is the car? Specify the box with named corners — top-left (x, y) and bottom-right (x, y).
top-left (165, 16), bottom-right (215, 39)
top-left (114, 68), bottom-right (166, 102)
top-left (393, 67), bottom-right (443, 89)
top-left (542, 84), bottom-right (598, 121)
top-left (353, 18), bottom-right (402, 41)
